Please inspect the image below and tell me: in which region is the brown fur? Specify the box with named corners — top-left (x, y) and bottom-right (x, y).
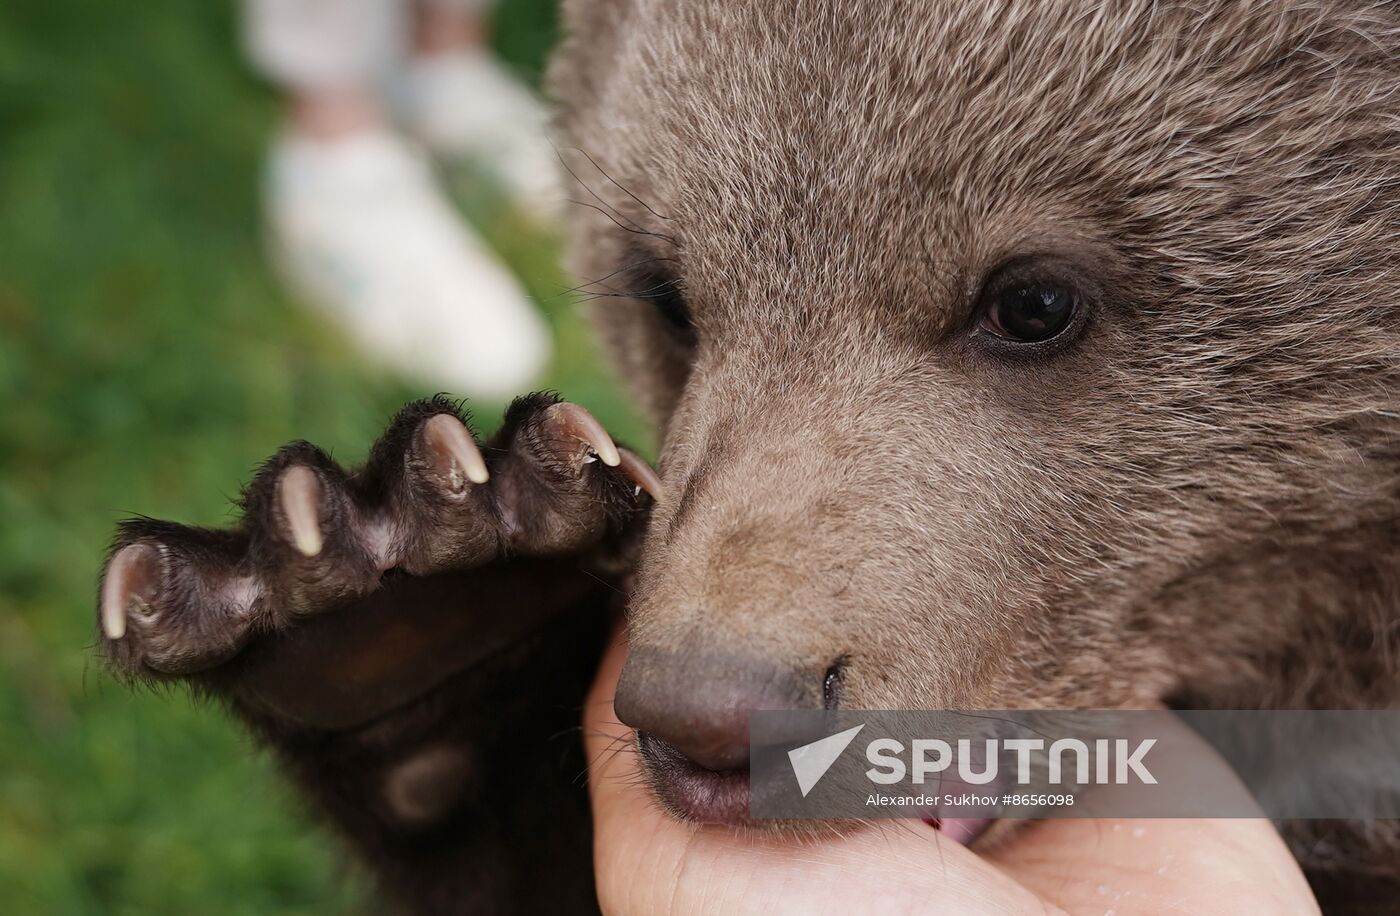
top-left (96, 2), bottom-right (1400, 911)
top-left (549, 0), bottom-right (1400, 895)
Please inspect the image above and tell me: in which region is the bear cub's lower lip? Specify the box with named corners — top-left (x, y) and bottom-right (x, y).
top-left (636, 732), bottom-right (752, 824)
top-left (636, 733), bottom-right (996, 844)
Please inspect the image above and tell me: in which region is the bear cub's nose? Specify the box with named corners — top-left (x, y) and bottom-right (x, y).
top-left (613, 647), bottom-right (817, 771)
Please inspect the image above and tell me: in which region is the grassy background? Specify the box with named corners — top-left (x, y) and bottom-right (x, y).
top-left (0, 1), bottom-right (641, 911)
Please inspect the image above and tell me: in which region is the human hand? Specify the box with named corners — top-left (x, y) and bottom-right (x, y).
top-left (585, 630), bottom-right (1319, 915)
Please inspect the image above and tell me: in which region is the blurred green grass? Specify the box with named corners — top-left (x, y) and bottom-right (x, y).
top-left (0, 1), bottom-right (641, 912)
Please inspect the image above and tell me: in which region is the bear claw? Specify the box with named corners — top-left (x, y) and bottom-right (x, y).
top-left (279, 466), bottom-right (324, 558)
top-left (423, 413), bottom-right (489, 488)
top-left (101, 542), bottom-right (161, 640)
top-left (546, 402), bottom-right (622, 467)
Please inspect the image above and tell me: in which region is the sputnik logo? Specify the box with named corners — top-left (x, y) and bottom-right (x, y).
top-left (787, 724), bottom-right (866, 797)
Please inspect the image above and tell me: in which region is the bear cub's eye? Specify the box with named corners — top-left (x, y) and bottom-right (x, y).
top-left (625, 263), bottom-right (694, 344)
top-left (973, 258), bottom-right (1093, 350)
top-left (650, 280), bottom-right (692, 337)
top-left (980, 284), bottom-right (1077, 342)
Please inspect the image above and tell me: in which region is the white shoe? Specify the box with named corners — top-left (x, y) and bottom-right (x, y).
top-left (397, 51), bottom-right (562, 218)
top-left (265, 127), bottom-right (551, 399)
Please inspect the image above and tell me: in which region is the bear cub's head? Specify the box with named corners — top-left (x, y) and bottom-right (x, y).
top-left (549, 0), bottom-right (1400, 821)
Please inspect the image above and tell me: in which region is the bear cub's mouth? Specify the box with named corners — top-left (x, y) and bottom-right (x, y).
top-left (637, 731), bottom-right (752, 823)
top-left (631, 658), bottom-right (994, 842)
top-left (636, 731), bottom-right (994, 845)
